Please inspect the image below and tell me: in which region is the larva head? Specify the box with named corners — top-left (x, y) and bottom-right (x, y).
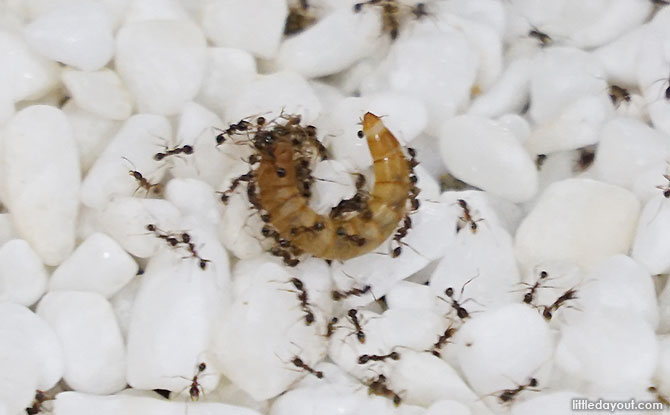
top-left (362, 112), bottom-right (384, 137)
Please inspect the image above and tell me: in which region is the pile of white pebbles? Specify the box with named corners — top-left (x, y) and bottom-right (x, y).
top-left (2, 0), bottom-right (670, 414)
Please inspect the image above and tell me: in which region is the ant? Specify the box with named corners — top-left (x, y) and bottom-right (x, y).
top-left (353, 0), bottom-right (401, 40)
top-left (521, 270), bottom-right (551, 305)
top-left (441, 275), bottom-right (478, 320)
top-left (366, 374), bottom-right (402, 406)
top-left (122, 157), bottom-right (163, 196)
top-left (648, 386), bottom-right (670, 406)
top-left (429, 325), bottom-right (457, 358)
top-left (325, 316), bottom-right (339, 337)
top-left (145, 224), bottom-right (210, 270)
top-left (411, 2), bottom-right (429, 19)
top-left (336, 227), bottom-right (366, 247)
top-left (574, 146), bottom-right (596, 172)
top-left (270, 246), bottom-right (301, 267)
top-left (358, 350), bottom-right (400, 364)
top-left (331, 284), bottom-right (372, 301)
top-left (657, 164), bottom-right (670, 198)
top-left (347, 308), bottom-right (366, 343)
top-left (496, 378), bottom-right (539, 404)
top-left (535, 154), bottom-right (547, 170)
top-left (26, 390), bottom-right (50, 415)
top-left (280, 277), bottom-right (315, 325)
top-left (153, 142), bottom-right (194, 162)
top-left (219, 172), bottom-right (254, 204)
top-left (284, 0), bottom-right (316, 35)
top-left (455, 199), bottom-right (483, 234)
top-left (289, 356), bottom-right (324, 378)
top-left (391, 216), bottom-right (412, 258)
top-left (183, 239), bottom-right (211, 270)
top-left (185, 362), bottom-right (207, 401)
top-left (542, 287), bottom-right (578, 320)
top-left (608, 85), bottom-right (631, 107)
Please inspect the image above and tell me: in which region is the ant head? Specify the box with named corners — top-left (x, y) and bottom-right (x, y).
top-left (392, 246), bottom-right (402, 258)
top-left (198, 362), bottom-right (206, 372)
top-left (445, 287), bottom-right (454, 297)
top-left (528, 378), bottom-right (538, 387)
top-left (523, 293), bottom-right (533, 304)
top-left (305, 312), bottom-right (315, 325)
top-left (183, 145), bottom-right (194, 154)
top-left (146, 224), bottom-right (156, 232)
top-left (348, 308), bottom-right (358, 318)
top-left (215, 133), bottom-right (225, 145)
top-left (357, 130), bottom-right (364, 139)
top-left (199, 259), bottom-right (209, 270)
top-left (276, 167), bottom-right (286, 177)
top-left (256, 117), bottom-right (266, 126)
top-left (358, 355), bottom-right (370, 364)
top-left (392, 395), bottom-right (401, 406)
top-left (181, 233), bottom-right (190, 243)
top-left (154, 153), bottom-right (165, 161)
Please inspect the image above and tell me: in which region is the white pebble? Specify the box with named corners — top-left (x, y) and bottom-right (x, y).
top-left (226, 71), bottom-right (322, 126)
top-left (631, 195), bottom-right (670, 275)
top-left (0, 340), bottom-right (39, 415)
top-left (593, 24), bottom-right (648, 86)
top-left (80, 114), bottom-right (170, 209)
top-left (4, 105), bottom-right (79, 266)
top-left (122, 0), bottom-right (189, 24)
top-left (164, 178), bottom-right (222, 226)
top-left (126, 244), bottom-right (229, 393)
top-left (578, 255), bottom-right (658, 329)
top-left (49, 232), bottom-right (138, 298)
top-left (62, 103), bottom-right (120, 173)
top-left (554, 311), bottom-right (657, 391)
top-left (0, 239), bottom-right (48, 306)
top-left (468, 57), bottom-right (533, 118)
top-left (53, 391), bottom-right (264, 415)
top-left (115, 20), bottom-right (207, 115)
top-left (593, 117), bottom-right (670, 189)
top-left (62, 68), bottom-right (133, 121)
top-left (203, 0), bottom-right (286, 59)
top-left (456, 304), bottom-right (553, 401)
top-left (275, 7), bottom-right (382, 78)
top-left (214, 259), bottom-right (330, 401)
top-left (515, 178), bottom-right (640, 272)
top-left (426, 400), bottom-right (472, 415)
top-left (37, 291), bottom-right (126, 394)
top-left (24, 2), bottom-right (114, 70)
top-left (0, 214), bottom-right (17, 246)
top-left (439, 115), bottom-right (538, 203)
top-left (528, 47), bottom-right (606, 124)
top-left (510, 391), bottom-right (581, 415)
top-left (0, 302), bottom-right (64, 390)
top-left (656, 336), bottom-right (670, 395)
top-left (308, 159), bottom-right (356, 215)
top-left (0, 30), bottom-right (59, 101)
top-left (197, 47), bottom-right (257, 117)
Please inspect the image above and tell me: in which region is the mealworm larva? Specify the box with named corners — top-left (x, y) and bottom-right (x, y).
top-left (256, 112), bottom-right (411, 261)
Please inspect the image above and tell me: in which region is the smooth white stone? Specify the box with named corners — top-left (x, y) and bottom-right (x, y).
top-left (24, 2), bottom-right (114, 70)
top-left (115, 20), bottom-right (207, 115)
top-left (170, 102), bottom-right (232, 188)
top-left (202, 0), bottom-right (287, 59)
top-left (657, 279), bottom-right (670, 334)
top-left (0, 214), bottom-right (17, 246)
top-left (656, 336), bottom-right (670, 395)
top-left (275, 7), bottom-right (382, 78)
top-left (80, 114), bottom-right (170, 209)
top-left (632, 196), bottom-right (670, 275)
top-left (439, 115), bottom-right (538, 203)
top-left (214, 259), bottom-right (330, 401)
top-left (593, 117), bottom-right (670, 189)
top-left (211, 379), bottom-right (270, 414)
top-left (456, 305), bottom-right (553, 402)
top-left (23, 0), bottom-right (131, 29)
top-left (385, 281), bottom-right (438, 311)
top-left (555, 311), bottom-right (657, 391)
top-left (49, 232), bottom-right (138, 298)
top-left (197, 47), bottom-right (257, 117)
top-left (510, 391), bottom-right (581, 415)
top-left (468, 57), bottom-right (532, 118)
top-left (126, 241), bottom-right (229, 392)
top-left (62, 69), bottom-right (133, 121)
top-left (528, 47), bottom-right (606, 124)
top-left (497, 113), bottom-right (531, 145)
top-left (0, 239), bottom-right (48, 306)
top-left (0, 339), bottom-right (39, 415)
top-left (122, 0), bottom-right (189, 24)
top-left (270, 363), bottom-right (395, 415)
top-left (365, 93), bottom-right (429, 144)
top-left (37, 291), bottom-right (126, 394)
top-left (0, 303), bottom-right (64, 390)
top-left (164, 179), bottom-right (221, 226)
top-left (382, 30), bottom-right (478, 133)
top-left (97, 197), bottom-right (182, 258)
top-left (53, 392), bottom-right (264, 415)
top-left (0, 30), bottom-right (59, 102)
top-left (426, 400), bottom-right (472, 415)
top-left (226, 71), bottom-right (322, 126)
top-left (62, 103), bottom-right (120, 173)
top-left (593, 24), bottom-right (648, 86)
top-left (526, 94), bottom-right (612, 155)
top-left (4, 105), bottom-right (80, 266)
top-left (577, 255), bottom-right (658, 329)
top-left (390, 350), bottom-right (488, 411)
top-left (515, 179), bottom-right (640, 273)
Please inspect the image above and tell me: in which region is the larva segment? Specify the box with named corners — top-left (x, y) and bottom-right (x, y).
top-left (256, 112), bottom-right (410, 261)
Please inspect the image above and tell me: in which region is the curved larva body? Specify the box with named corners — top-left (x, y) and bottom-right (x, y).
top-left (256, 112), bottom-right (410, 260)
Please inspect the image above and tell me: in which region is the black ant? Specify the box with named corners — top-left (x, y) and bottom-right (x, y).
top-left (455, 199), bottom-right (482, 234)
top-left (411, 3), bottom-right (429, 19)
top-left (496, 378), bottom-right (539, 404)
top-left (290, 356), bottom-right (324, 378)
top-left (26, 390), bottom-right (50, 415)
top-left (429, 325), bottom-right (457, 357)
top-left (391, 216), bottom-right (412, 258)
top-left (528, 29), bottom-right (552, 47)
top-left (542, 287), bottom-right (578, 320)
top-left (145, 224), bottom-right (210, 270)
top-left (280, 277), bottom-right (314, 325)
top-left (154, 144), bottom-right (194, 161)
top-left (648, 386), bottom-right (670, 406)
top-left (657, 165), bottom-right (670, 198)
top-left (358, 350), bottom-right (400, 364)
top-left (521, 270), bottom-right (551, 305)
top-left (186, 362), bottom-right (207, 401)
top-left (325, 317), bottom-right (339, 337)
top-left (284, 0), bottom-right (316, 35)
top-left (219, 172), bottom-right (254, 204)
top-left (336, 226), bottom-right (366, 247)
top-left (331, 284), bottom-right (372, 301)
top-left (269, 246), bottom-right (300, 267)
top-left (366, 374), bottom-right (402, 406)
top-left (574, 146), bottom-right (596, 172)
top-left (441, 275), bottom-right (478, 320)
top-left (122, 157), bottom-right (163, 196)
top-left (347, 309), bottom-right (366, 343)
